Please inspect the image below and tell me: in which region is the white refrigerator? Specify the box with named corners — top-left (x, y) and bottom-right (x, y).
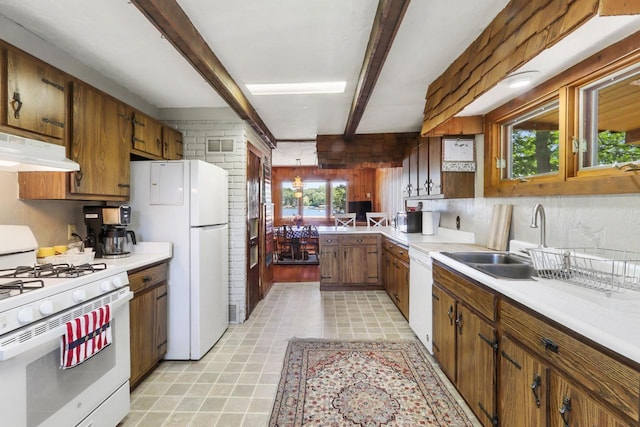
top-left (130, 159), bottom-right (229, 360)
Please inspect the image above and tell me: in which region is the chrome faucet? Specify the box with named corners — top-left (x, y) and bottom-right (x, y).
top-left (530, 203), bottom-right (547, 247)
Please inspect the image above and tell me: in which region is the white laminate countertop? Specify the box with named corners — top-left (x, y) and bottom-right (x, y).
top-left (430, 252), bottom-right (640, 365)
top-left (317, 225), bottom-right (479, 248)
top-left (100, 241), bottom-right (172, 272)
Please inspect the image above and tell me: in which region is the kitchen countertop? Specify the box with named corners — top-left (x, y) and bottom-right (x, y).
top-left (101, 241), bottom-right (172, 272)
top-left (430, 251), bottom-right (640, 365)
top-left (317, 225), bottom-right (479, 248)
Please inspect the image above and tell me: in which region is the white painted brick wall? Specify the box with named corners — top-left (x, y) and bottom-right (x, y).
top-left (165, 119), bottom-right (271, 323)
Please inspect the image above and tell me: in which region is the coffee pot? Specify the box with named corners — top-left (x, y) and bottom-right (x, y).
top-left (102, 227), bottom-right (136, 258)
top-left (83, 205), bottom-right (136, 258)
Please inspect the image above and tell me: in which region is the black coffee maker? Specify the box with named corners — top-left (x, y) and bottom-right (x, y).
top-left (83, 205), bottom-right (136, 258)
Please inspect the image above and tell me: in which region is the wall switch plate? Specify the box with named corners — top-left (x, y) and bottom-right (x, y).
top-left (67, 224), bottom-right (77, 241)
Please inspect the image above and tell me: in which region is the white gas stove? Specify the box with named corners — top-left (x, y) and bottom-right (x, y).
top-left (0, 225), bottom-right (132, 427)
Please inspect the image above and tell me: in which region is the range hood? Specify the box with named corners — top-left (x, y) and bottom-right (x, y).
top-left (0, 131), bottom-right (80, 172)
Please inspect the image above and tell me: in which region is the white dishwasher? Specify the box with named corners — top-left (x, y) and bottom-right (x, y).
top-left (409, 247), bottom-right (433, 354)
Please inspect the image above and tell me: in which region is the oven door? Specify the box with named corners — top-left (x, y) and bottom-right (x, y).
top-left (0, 288), bottom-right (132, 427)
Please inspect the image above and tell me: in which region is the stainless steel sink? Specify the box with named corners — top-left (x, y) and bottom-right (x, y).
top-left (442, 251), bottom-right (537, 280)
top-left (443, 252), bottom-right (527, 265)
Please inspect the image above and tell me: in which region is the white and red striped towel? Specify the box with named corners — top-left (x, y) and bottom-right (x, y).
top-left (60, 304), bottom-right (112, 369)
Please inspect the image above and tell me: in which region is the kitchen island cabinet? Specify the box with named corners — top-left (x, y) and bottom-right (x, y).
top-left (319, 233), bottom-right (380, 290)
top-left (128, 261), bottom-right (168, 389)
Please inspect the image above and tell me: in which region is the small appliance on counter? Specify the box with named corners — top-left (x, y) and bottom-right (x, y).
top-left (396, 211), bottom-right (423, 233)
top-left (83, 205), bottom-right (136, 258)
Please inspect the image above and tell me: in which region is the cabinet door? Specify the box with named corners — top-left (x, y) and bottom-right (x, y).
top-left (456, 304), bottom-right (496, 426)
top-left (417, 137), bottom-right (430, 196)
top-left (342, 245), bottom-right (368, 284)
top-left (162, 126), bottom-right (183, 160)
top-left (549, 373), bottom-right (630, 427)
top-left (402, 145), bottom-right (418, 197)
top-left (395, 258), bottom-right (409, 319)
top-left (6, 50), bottom-right (66, 139)
top-left (365, 243), bottom-right (379, 284)
top-left (499, 336), bottom-right (546, 427)
top-left (155, 283), bottom-right (168, 359)
top-left (129, 289), bottom-right (156, 387)
top-left (428, 137), bottom-right (442, 196)
top-left (432, 285), bottom-right (456, 382)
top-left (133, 111), bottom-right (163, 157)
top-left (71, 82), bottom-right (131, 197)
top-left (320, 245), bottom-right (340, 284)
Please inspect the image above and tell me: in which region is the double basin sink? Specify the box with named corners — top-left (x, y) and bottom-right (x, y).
top-left (442, 251), bottom-right (538, 280)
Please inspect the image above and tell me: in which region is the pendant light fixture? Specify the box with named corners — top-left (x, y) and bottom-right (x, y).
top-left (292, 159), bottom-right (304, 198)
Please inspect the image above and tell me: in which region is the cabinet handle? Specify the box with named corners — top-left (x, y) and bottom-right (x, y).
top-left (133, 118), bottom-right (145, 127)
top-left (133, 136), bottom-right (146, 144)
top-left (10, 92), bottom-right (22, 119)
top-left (478, 332), bottom-right (498, 351)
top-left (143, 275), bottom-right (152, 283)
top-left (41, 77), bottom-right (65, 92)
top-left (118, 183), bottom-right (131, 188)
top-left (559, 396), bottom-right (571, 427)
top-left (541, 337), bottom-right (559, 353)
top-left (447, 306), bottom-right (454, 325)
top-left (477, 402), bottom-right (498, 426)
top-left (74, 170), bottom-right (83, 187)
top-left (432, 292), bottom-right (440, 301)
top-left (41, 117), bottom-right (64, 128)
top-left (531, 374), bottom-right (542, 408)
top-left (500, 350), bottom-right (521, 369)
top-left (357, 238), bottom-right (363, 242)
top-left (157, 291), bottom-right (167, 299)
top-left (118, 113), bottom-right (131, 121)
top-left (455, 313), bottom-right (463, 334)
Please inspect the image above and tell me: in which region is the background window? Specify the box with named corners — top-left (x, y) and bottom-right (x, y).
top-left (331, 181), bottom-right (347, 216)
top-left (302, 181), bottom-right (327, 218)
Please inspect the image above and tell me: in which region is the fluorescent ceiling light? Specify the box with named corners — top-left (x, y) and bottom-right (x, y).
top-left (246, 81), bottom-right (346, 95)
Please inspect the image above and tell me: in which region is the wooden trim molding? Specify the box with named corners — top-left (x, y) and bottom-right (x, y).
top-left (131, 0), bottom-right (276, 148)
top-left (344, 0), bottom-right (411, 139)
top-left (317, 132), bottom-right (418, 168)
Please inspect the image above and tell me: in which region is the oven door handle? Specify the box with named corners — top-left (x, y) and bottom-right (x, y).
top-left (0, 290), bottom-right (132, 362)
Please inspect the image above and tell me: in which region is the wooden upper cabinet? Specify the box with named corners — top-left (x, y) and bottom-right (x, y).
top-left (5, 49), bottom-right (66, 140)
top-left (70, 82), bottom-right (131, 198)
top-left (162, 126), bottom-right (183, 160)
top-left (132, 111), bottom-right (163, 158)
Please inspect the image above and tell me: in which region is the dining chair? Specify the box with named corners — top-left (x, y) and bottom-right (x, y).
top-left (300, 225), bottom-right (319, 260)
top-left (275, 225), bottom-right (294, 260)
top-left (366, 212), bottom-right (388, 227)
top-left (334, 213), bottom-right (356, 227)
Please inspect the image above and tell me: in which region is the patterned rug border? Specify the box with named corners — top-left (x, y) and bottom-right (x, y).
top-left (269, 338), bottom-right (476, 426)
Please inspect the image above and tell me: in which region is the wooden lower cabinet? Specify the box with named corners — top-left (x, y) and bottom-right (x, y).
top-left (381, 237), bottom-right (409, 319)
top-left (319, 234), bottom-right (380, 290)
top-left (549, 373), bottom-right (630, 427)
top-left (128, 261), bottom-right (168, 389)
top-left (434, 260), bottom-right (640, 427)
top-left (432, 277), bottom-right (497, 426)
top-left (499, 336), bottom-right (547, 427)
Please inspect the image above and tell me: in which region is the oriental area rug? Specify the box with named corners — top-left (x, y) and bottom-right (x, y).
top-left (269, 339), bottom-right (475, 426)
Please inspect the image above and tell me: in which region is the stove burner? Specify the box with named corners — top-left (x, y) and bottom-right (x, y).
top-left (0, 263), bottom-right (107, 279)
top-left (0, 279), bottom-right (45, 299)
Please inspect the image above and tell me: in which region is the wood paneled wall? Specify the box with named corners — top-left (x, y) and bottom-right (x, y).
top-left (272, 166), bottom-right (376, 225)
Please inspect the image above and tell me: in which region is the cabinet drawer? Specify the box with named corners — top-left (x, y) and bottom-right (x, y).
top-left (341, 235), bottom-right (378, 245)
top-left (393, 244), bottom-right (409, 263)
top-left (433, 263), bottom-right (496, 322)
top-left (382, 239), bottom-right (395, 252)
top-left (128, 262), bottom-right (168, 294)
top-left (501, 300), bottom-right (640, 421)
top-left (320, 235), bottom-right (339, 246)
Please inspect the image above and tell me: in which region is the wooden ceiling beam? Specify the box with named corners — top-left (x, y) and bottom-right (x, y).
top-left (131, 0), bottom-right (276, 148)
top-left (343, 0), bottom-right (411, 140)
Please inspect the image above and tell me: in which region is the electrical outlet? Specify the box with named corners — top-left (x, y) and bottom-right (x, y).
top-left (67, 224), bottom-right (77, 241)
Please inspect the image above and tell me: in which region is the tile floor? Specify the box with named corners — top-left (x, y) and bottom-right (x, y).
top-left (120, 281), bottom-right (479, 427)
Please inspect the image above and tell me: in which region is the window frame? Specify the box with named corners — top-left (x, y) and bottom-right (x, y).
top-left (484, 35), bottom-right (640, 198)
